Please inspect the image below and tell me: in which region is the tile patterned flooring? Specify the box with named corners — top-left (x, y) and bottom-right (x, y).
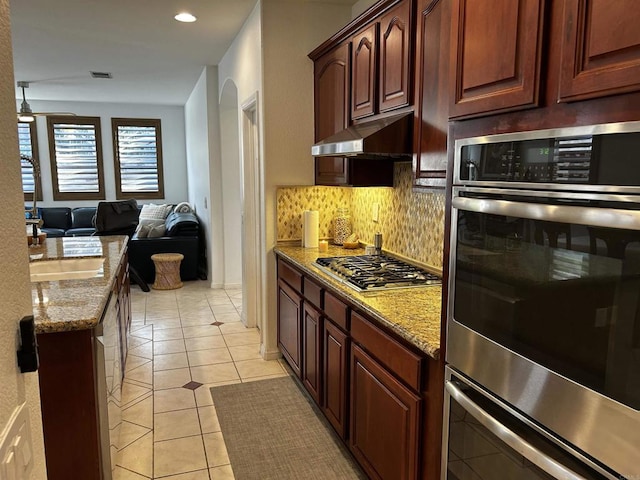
top-left (114, 281), bottom-right (288, 480)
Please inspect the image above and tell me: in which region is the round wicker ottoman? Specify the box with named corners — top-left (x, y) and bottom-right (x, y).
top-left (151, 253), bottom-right (184, 290)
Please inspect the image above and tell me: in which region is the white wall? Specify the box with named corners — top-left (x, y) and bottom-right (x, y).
top-left (352, 0), bottom-right (378, 18)
top-left (219, 81), bottom-right (242, 288)
top-left (260, 0), bottom-right (354, 356)
top-left (185, 67), bottom-right (224, 288)
top-left (0, 1), bottom-right (47, 477)
top-left (19, 99), bottom-right (188, 207)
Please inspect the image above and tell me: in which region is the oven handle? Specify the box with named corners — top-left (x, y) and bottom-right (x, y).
top-left (445, 380), bottom-right (589, 480)
top-left (453, 196), bottom-right (640, 231)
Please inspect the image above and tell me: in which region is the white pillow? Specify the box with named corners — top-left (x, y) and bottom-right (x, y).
top-left (134, 219), bottom-right (166, 238)
top-left (139, 203), bottom-right (173, 221)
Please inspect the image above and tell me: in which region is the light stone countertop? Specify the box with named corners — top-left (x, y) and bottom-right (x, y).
top-left (274, 244), bottom-right (443, 360)
top-left (29, 236), bottom-right (128, 334)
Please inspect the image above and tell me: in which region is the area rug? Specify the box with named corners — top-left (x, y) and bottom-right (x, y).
top-left (210, 376), bottom-right (367, 480)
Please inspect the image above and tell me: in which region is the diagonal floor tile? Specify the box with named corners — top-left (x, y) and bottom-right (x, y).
top-left (154, 367), bottom-right (192, 390)
top-left (129, 342), bottom-right (153, 360)
top-left (154, 352), bottom-right (189, 371)
top-left (116, 431), bottom-right (153, 477)
top-left (112, 465), bottom-right (149, 480)
top-left (154, 387), bottom-right (196, 413)
top-left (154, 408), bottom-right (201, 441)
top-left (153, 435), bottom-right (208, 478)
top-left (125, 355), bottom-right (151, 373)
top-left (203, 431), bottom-right (230, 468)
top-left (121, 381), bottom-right (152, 407)
top-left (119, 421), bottom-right (152, 450)
top-left (122, 395), bottom-right (153, 429)
top-left (187, 348), bottom-right (233, 367)
top-left (126, 362), bottom-right (153, 385)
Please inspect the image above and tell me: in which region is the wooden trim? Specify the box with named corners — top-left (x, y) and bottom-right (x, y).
top-left (309, 0), bottom-right (404, 60)
top-left (47, 115), bottom-right (106, 201)
top-left (111, 117), bottom-right (165, 200)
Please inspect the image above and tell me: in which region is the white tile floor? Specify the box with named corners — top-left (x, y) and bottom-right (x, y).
top-left (114, 281), bottom-right (289, 480)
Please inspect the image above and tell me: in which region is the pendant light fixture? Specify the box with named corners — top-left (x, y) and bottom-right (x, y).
top-left (16, 81), bottom-right (76, 122)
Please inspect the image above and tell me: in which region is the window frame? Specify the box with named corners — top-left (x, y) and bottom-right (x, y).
top-left (111, 117), bottom-right (165, 200)
top-left (47, 115), bottom-right (106, 201)
top-left (18, 121), bottom-right (42, 202)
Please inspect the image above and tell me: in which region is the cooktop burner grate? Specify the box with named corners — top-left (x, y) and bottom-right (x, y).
top-left (315, 255), bottom-right (441, 292)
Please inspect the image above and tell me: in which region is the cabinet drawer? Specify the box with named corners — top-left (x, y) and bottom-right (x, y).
top-left (324, 291), bottom-right (349, 331)
top-left (303, 277), bottom-right (323, 310)
top-left (278, 258), bottom-right (302, 292)
top-left (351, 311), bottom-right (423, 391)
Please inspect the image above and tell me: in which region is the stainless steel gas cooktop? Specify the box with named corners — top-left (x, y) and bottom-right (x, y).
top-left (315, 255), bottom-right (441, 292)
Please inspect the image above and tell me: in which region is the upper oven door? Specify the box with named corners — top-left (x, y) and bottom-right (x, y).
top-left (447, 187), bottom-right (640, 477)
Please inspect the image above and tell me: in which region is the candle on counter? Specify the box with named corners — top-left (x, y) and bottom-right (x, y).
top-left (318, 240), bottom-right (329, 252)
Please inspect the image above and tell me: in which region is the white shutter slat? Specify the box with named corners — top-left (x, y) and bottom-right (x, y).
top-left (51, 121), bottom-right (101, 194)
top-left (116, 123), bottom-right (161, 194)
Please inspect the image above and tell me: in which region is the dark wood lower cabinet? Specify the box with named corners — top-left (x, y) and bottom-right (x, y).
top-left (277, 281), bottom-right (302, 378)
top-left (302, 302), bottom-right (322, 404)
top-left (323, 319), bottom-right (349, 438)
top-left (350, 343), bottom-right (421, 480)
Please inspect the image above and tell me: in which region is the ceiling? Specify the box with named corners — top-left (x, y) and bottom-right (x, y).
top-left (10, 0), bottom-right (359, 106)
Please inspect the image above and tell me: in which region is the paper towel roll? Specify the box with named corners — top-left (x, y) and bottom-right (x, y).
top-left (302, 210), bottom-right (319, 248)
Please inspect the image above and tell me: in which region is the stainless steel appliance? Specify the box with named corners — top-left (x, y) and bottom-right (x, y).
top-left (315, 254), bottom-right (441, 292)
top-left (444, 121), bottom-right (640, 480)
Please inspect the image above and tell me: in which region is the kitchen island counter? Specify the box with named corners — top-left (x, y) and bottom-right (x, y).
top-left (275, 244), bottom-right (443, 360)
top-left (29, 235), bottom-right (128, 334)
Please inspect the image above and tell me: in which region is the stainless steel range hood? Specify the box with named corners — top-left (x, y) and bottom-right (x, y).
top-left (311, 112), bottom-right (412, 158)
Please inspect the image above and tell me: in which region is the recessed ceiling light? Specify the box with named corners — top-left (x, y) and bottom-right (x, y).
top-left (174, 12), bottom-right (197, 23)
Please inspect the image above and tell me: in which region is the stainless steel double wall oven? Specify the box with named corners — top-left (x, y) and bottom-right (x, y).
top-left (443, 122), bottom-right (640, 480)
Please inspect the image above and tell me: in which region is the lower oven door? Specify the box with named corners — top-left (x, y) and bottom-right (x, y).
top-left (443, 367), bottom-right (613, 480)
top-left (447, 187), bottom-right (640, 478)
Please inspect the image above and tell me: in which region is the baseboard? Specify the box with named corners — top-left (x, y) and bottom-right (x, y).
top-left (209, 282), bottom-right (224, 289)
top-left (261, 345), bottom-right (282, 361)
top-left (223, 282), bottom-right (242, 290)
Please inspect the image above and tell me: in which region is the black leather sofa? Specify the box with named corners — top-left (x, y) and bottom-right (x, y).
top-left (37, 207), bottom-right (97, 237)
top-left (128, 211), bottom-right (204, 283)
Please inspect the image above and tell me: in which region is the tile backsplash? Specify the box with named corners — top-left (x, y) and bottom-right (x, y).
top-left (276, 163), bottom-right (445, 269)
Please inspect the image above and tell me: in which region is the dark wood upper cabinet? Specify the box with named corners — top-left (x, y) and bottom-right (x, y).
top-left (314, 43), bottom-right (350, 185)
top-left (449, 0), bottom-right (546, 119)
top-left (558, 0), bottom-right (640, 102)
top-left (413, 0), bottom-right (451, 188)
top-left (352, 24), bottom-right (378, 120)
top-left (379, 0), bottom-right (414, 112)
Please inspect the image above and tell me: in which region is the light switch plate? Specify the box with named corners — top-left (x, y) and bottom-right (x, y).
top-left (0, 403), bottom-right (33, 480)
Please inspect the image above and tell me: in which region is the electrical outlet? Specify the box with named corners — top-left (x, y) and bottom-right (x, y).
top-left (372, 203), bottom-right (379, 222)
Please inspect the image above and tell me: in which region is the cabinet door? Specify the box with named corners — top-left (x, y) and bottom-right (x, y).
top-left (350, 344), bottom-right (421, 480)
top-left (558, 0), bottom-right (640, 102)
top-left (413, 0), bottom-right (451, 188)
top-left (302, 302), bottom-right (322, 405)
top-left (449, 0), bottom-right (545, 119)
top-left (314, 43), bottom-right (350, 185)
top-left (379, 0), bottom-right (413, 112)
top-left (323, 319), bottom-right (349, 439)
top-left (352, 24), bottom-right (378, 120)
top-left (277, 281), bottom-right (302, 378)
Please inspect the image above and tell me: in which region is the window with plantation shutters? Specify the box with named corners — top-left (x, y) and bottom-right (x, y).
top-left (46, 116), bottom-right (105, 201)
top-left (112, 118), bottom-right (164, 199)
top-left (18, 121), bottom-right (42, 201)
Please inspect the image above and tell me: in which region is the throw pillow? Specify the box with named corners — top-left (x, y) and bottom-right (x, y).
top-left (139, 203), bottom-right (173, 221)
top-left (134, 219), bottom-right (166, 238)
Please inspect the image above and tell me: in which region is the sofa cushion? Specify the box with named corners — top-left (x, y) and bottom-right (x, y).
top-left (139, 203), bottom-right (173, 221)
top-left (40, 208), bottom-right (72, 230)
top-left (41, 228), bottom-right (66, 238)
top-left (71, 207), bottom-right (97, 229)
top-left (134, 219), bottom-right (166, 238)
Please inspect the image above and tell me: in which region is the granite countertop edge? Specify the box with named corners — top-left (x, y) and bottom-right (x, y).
top-left (31, 236), bottom-right (128, 334)
top-left (274, 245), bottom-right (442, 360)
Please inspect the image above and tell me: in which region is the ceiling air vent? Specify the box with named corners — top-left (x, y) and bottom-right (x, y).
top-left (90, 71), bottom-right (113, 79)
